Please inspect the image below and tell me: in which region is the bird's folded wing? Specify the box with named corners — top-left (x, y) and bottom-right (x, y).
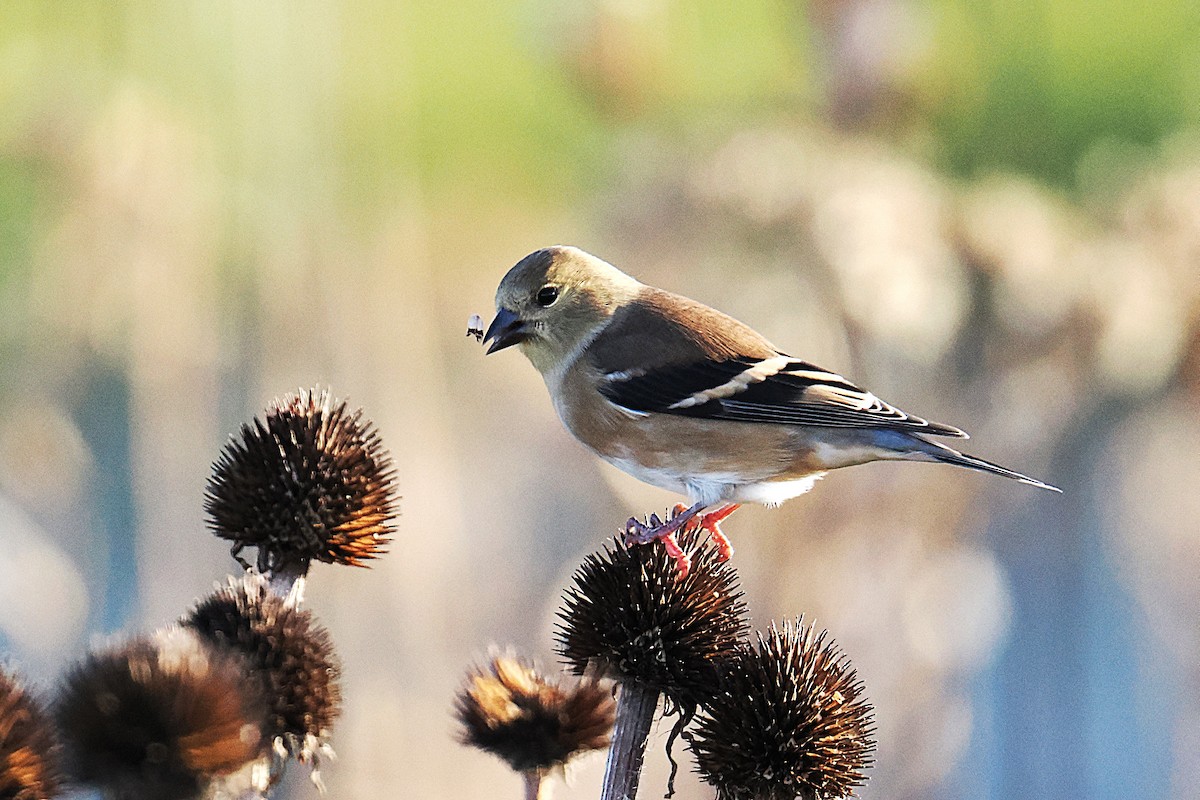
top-left (589, 290), bottom-right (967, 438)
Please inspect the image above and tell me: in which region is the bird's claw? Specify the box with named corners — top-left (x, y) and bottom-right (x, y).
top-left (623, 515), bottom-right (661, 546)
top-left (623, 502), bottom-right (707, 578)
top-left (697, 503), bottom-right (740, 561)
top-left (623, 503), bottom-right (702, 547)
top-left (622, 502), bottom-right (741, 576)
top-left (659, 530), bottom-right (692, 578)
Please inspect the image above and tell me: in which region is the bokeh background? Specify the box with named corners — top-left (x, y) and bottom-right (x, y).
top-left (1, 2), bottom-right (1198, 798)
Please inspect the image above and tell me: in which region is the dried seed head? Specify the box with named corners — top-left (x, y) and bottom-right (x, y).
top-left (205, 388), bottom-right (397, 573)
top-left (0, 666), bottom-right (61, 800)
top-left (182, 573), bottom-right (341, 758)
top-left (689, 620), bottom-right (875, 800)
top-left (556, 527), bottom-right (749, 711)
top-left (55, 629), bottom-right (266, 800)
top-left (455, 655), bottom-right (615, 775)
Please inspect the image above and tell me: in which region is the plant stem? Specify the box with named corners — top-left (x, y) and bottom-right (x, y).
top-left (601, 681), bottom-right (659, 800)
top-left (267, 561), bottom-right (308, 604)
top-left (523, 770), bottom-right (551, 800)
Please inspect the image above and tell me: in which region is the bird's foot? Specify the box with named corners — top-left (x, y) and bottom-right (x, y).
top-left (623, 502), bottom-right (704, 546)
top-left (696, 503), bottom-right (740, 561)
top-left (624, 502), bottom-right (705, 578)
top-left (659, 529), bottom-right (691, 579)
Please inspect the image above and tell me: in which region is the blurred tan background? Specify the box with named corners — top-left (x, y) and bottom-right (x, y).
top-left (0, 2), bottom-right (1197, 798)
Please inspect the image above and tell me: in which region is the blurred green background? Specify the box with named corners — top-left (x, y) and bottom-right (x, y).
top-left (1, 2), bottom-right (1198, 798)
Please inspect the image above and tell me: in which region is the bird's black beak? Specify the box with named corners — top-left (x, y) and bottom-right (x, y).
top-left (483, 307), bottom-right (528, 354)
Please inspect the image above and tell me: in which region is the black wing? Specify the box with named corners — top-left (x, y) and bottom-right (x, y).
top-left (598, 355), bottom-right (967, 438)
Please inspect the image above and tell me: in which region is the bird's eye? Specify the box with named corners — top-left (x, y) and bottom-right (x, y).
top-left (536, 285), bottom-right (559, 307)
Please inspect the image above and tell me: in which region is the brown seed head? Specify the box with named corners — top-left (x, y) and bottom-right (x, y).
top-left (689, 620), bottom-right (875, 800)
top-left (556, 527), bottom-right (749, 711)
top-left (182, 573), bottom-right (341, 756)
top-left (0, 666), bottom-right (61, 800)
top-left (55, 629), bottom-right (266, 800)
top-left (455, 655), bottom-right (615, 774)
top-left (205, 388), bottom-right (397, 573)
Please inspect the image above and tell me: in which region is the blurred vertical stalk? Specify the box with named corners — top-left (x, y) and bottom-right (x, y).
top-left (523, 770), bottom-right (550, 800)
top-left (600, 682), bottom-right (658, 800)
top-left (806, 0), bottom-right (913, 129)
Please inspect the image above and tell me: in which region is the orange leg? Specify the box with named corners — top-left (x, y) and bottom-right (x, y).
top-left (623, 502), bottom-right (742, 576)
top-left (660, 529), bottom-right (692, 579)
top-left (697, 503), bottom-right (741, 561)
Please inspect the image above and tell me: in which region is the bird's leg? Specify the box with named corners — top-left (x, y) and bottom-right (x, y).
top-left (696, 503), bottom-right (741, 561)
top-left (623, 502), bottom-right (705, 546)
top-left (624, 502), bottom-right (707, 577)
top-left (659, 528), bottom-right (692, 579)
top-left (624, 501), bottom-right (741, 572)
top-left (670, 503), bottom-right (692, 518)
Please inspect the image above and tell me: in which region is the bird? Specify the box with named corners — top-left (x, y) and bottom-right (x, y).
top-left (483, 245), bottom-right (1059, 575)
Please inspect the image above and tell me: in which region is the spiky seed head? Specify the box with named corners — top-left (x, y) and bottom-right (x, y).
top-left (55, 629), bottom-right (266, 800)
top-left (556, 527), bottom-right (749, 711)
top-left (182, 573), bottom-right (341, 757)
top-left (455, 655), bottom-right (615, 775)
top-left (0, 666), bottom-right (61, 800)
top-left (205, 388), bottom-right (397, 573)
top-left (689, 620), bottom-right (875, 800)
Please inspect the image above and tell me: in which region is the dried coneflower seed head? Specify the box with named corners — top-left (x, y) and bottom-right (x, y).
top-left (1, 666), bottom-right (61, 800)
top-left (556, 527), bottom-right (749, 711)
top-left (689, 620), bottom-right (875, 800)
top-left (455, 655), bottom-right (615, 775)
top-left (182, 573), bottom-right (341, 758)
top-left (205, 388), bottom-right (397, 573)
top-left (55, 629), bottom-right (266, 800)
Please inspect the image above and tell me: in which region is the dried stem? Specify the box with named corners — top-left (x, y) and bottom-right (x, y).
top-left (267, 563), bottom-right (308, 603)
top-left (600, 681), bottom-right (658, 800)
top-left (523, 769), bottom-right (552, 800)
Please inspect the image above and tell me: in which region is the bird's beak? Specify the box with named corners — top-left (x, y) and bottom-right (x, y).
top-left (483, 307), bottom-right (528, 354)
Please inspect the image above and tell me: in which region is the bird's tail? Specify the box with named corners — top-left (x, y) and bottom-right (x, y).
top-left (910, 436), bottom-right (1062, 492)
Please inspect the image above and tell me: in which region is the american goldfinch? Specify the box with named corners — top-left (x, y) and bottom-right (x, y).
top-left (484, 246), bottom-right (1059, 573)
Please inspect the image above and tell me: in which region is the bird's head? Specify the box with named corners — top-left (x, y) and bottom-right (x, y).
top-left (485, 246), bottom-right (641, 374)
